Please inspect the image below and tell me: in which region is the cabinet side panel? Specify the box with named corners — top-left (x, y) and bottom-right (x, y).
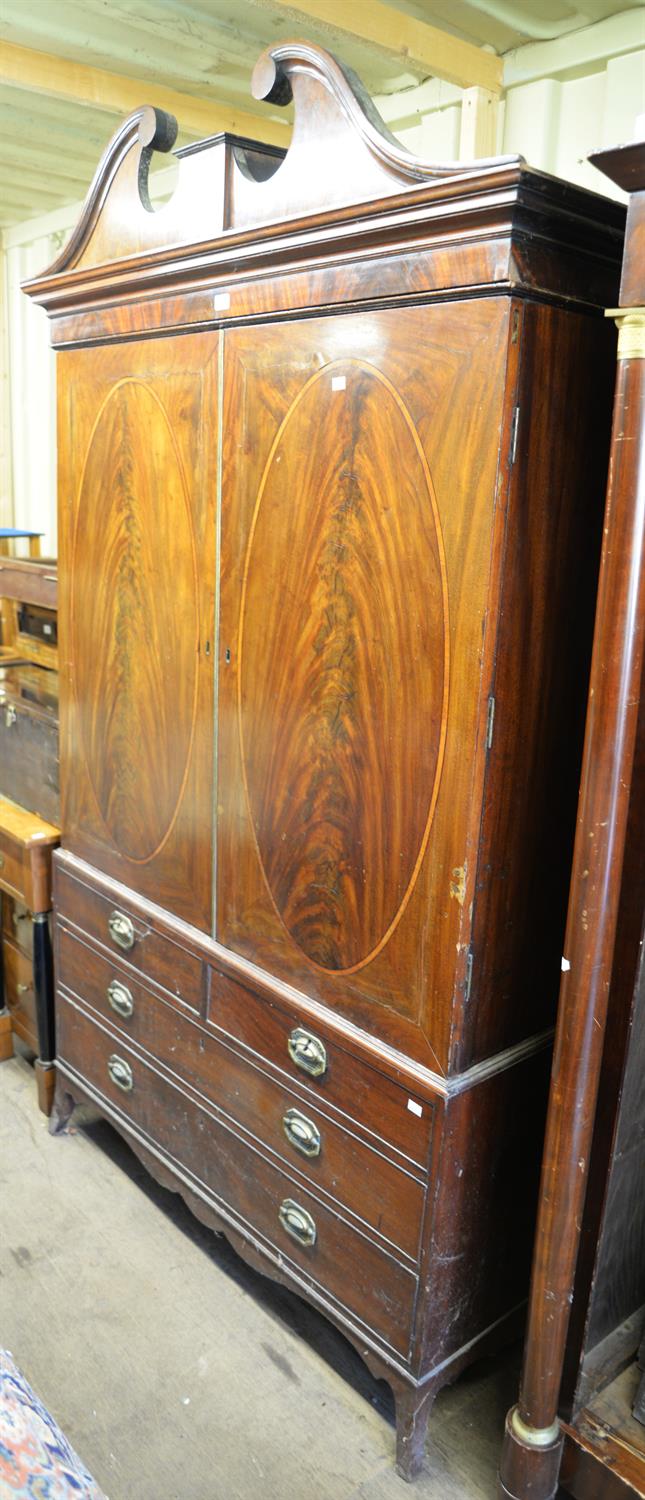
top-left (462, 305), bottom-right (617, 1066)
top-left (56, 333), bottom-right (218, 930)
top-left (415, 1050), bottom-right (551, 1377)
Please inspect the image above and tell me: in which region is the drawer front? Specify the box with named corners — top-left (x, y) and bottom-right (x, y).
top-left (55, 864), bottom-right (202, 1012)
top-left (2, 896), bottom-right (33, 959)
top-left (0, 831), bottom-right (28, 905)
top-left (57, 928), bottom-right (425, 1261)
top-left (57, 995), bottom-right (417, 1359)
top-left (209, 969), bottom-right (433, 1170)
top-left (4, 936), bottom-right (37, 1048)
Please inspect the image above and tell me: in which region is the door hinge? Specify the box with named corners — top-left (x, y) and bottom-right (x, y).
top-left (465, 951), bottom-right (474, 1005)
top-left (486, 694), bottom-right (495, 750)
top-left (510, 405), bottom-right (520, 465)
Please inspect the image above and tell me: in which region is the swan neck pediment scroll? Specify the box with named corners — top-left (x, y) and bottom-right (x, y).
top-left (23, 38), bottom-right (526, 295)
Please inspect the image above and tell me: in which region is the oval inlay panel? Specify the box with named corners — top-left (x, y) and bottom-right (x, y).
top-left (239, 360), bottom-right (449, 973)
top-left (72, 379), bottom-right (198, 863)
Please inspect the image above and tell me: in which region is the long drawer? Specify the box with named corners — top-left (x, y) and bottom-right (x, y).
top-left (209, 968), bottom-right (433, 1170)
top-left (57, 926), bottom-right (426, 1262)
top-left (56, 992), bottom-right (418, 1360)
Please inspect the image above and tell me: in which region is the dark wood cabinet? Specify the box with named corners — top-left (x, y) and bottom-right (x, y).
top-left (24, 41), bottom-right (624, 1477)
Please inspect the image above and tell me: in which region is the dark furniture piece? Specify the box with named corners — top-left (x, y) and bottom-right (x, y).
top-left (0, 554), bottom-right (59, 824)
top-left (23, 41), bottom-right (624, 1477)
top-left (0, 552), bottom-right (60, 1106)
top-left (498, 139), bottom-right (645, 1500)
top-left (0, 794), bottom-right (59, 1114)
top-left (0, 552), bottom-right (58, 673)
top-left (0, 664), bottom-right (59, 826)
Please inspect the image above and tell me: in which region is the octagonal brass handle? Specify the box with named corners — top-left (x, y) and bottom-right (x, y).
top-left (108, 910), bottom-right (135, 952)
top-left (107, 1054), bottom-right (133, 1093)
top-left (279, 1199), bottom-right (316, 1248)
top-left (282, 1108), bottom-right (321, 1158)
top-left (107, 979), bottom-right (134, 1020)
top-left (287, 1027), bottom-right (327, 1078)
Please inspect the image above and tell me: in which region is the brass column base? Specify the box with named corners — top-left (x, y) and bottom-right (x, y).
top-left (497, 1407), bottom-right (564, 1499)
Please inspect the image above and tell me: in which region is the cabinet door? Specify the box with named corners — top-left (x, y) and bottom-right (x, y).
top-left (217, 301), bottom-right (511, 1070)
top-left (58, 332), bottom-right (218, 931)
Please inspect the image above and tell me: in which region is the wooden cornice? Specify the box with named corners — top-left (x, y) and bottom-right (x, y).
top-left (21, 41), bottom-right (624, 330)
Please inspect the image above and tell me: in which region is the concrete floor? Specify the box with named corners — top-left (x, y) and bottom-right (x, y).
top-left (0, 1050), bottom-right (520, 1499)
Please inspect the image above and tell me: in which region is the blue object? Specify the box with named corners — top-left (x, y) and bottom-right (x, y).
top-left (0, 528), bottom-right (43, 538)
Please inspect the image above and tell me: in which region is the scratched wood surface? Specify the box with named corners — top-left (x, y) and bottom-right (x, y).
top-left (56, 332), bottom-right (218, 930)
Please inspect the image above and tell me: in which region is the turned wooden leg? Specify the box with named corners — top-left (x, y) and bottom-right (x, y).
top-left (394, 1382), bottom-right (436, 1482)
top-left (0, 1007), bottom-right (14, 1061)
top-left (48, 1078), bottom-right (76, 1135)
top-left (35, 1060), bottom-right (57, 1116)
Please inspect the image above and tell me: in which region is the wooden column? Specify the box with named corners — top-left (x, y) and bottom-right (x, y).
top-left (498, 139), bottom-right (645, 1500)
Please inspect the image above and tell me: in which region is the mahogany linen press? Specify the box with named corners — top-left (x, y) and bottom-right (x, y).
top-left (23, 41), bottom-right (624, 1478)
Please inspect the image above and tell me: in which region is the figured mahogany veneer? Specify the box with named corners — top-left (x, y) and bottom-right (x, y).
top-left (57, 333), bottom-right (217, 930)
top-left (27, 40), bottom-right (625, 1479)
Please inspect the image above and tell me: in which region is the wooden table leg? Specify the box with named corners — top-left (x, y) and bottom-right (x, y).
top-left (33, 910), bottom-right (56, 1115)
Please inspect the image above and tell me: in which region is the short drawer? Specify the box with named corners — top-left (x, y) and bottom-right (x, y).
top-left (4, 936), bottom-right (37, 1049)
top-left (55, 863), bottom-right (203, 1013)
top-left (57, 995), bottom-right (417, 1359)
top-left (209, 969), bottom-right (433, 1171)
top-left (0, 831), bottom-right (29, 906)
top-left (2, 896), bottom-right (33, 959)
top-left (57, 928), bottom-right (425, 1262)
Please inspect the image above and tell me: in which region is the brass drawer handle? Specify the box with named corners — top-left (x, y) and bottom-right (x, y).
top-left (279, 1199), bottom-right (317, 1248)
top-left (107, 979), bottom-right (134, 1020)
top-left (283, 1108), bottom-right (321, 1158)
top-left (16, 982), bottom-right (30, 994)
top-left (288, 1027), bottom-right (327, 1079)
top-left (108, 910), bottom-right (135, 951)
top-left (107, 1054), bottom-right (133, 1092)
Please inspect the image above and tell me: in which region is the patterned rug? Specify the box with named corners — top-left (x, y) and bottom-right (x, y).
top-left (0, 1350), bottom-right (106, 1498)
